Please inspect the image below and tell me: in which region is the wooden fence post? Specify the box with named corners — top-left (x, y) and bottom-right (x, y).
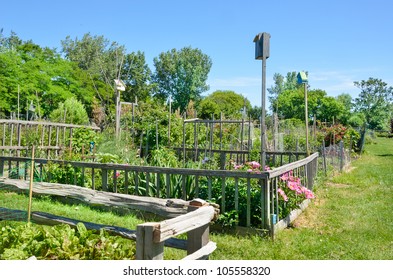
top-left (136, 222), bottom-right (164, 260)
top-left (187, 199), bottom-right (211, 258)
top-left (0, 158), bottom-right (4, 177)
top-left (101, 169), bottom-right (108, 191)
top-left (322, 140), bottom-right (327, 175)
top-left (339, 141), bottom-right (344, 171)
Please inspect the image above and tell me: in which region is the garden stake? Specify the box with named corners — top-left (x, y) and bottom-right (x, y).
top-left (27, 145), bottom-right (35, 223)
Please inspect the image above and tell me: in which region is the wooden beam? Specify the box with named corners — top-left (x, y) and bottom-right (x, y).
top-left (153, 206), bottom-right (215, 243)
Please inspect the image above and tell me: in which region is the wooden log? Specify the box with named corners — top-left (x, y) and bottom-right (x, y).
top-left (0, 179), bottom-right (190, 218)
top-left (0, 207), bottom-right (27, 221)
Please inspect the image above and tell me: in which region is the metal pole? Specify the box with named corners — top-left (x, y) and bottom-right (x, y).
top-left (261, 58), bottom-right (267, 168)
top-left (304, 83), bottom-right (310, 156)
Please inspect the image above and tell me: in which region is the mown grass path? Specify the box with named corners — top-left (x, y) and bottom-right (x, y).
top-left (211, 137), bottom-right (393, 259)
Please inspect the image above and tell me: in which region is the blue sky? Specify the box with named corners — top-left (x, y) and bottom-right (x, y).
top-left (1, 0), bottom-right (392, 109)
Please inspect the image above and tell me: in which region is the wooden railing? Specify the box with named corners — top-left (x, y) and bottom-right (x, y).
top-left (137, 199), bottom-right (216, 260)
top-left (0, 119), bottom-right (100, 158)
top-left (0, 152), bottom-right (319, 234)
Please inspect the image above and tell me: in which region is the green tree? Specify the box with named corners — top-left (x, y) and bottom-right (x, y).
top-left (198, 90), bottom-right (251, 119)
top-left (121, 51), bottom-right (154, 103)
top-left (61, 33), bottom-right (125, 107)
top-left (336, 93), bottom-right (353, 125)
top-left (0, 32), bottom-right (94, 118)
top-left (268, 71), bottom-right (302, 113)
top-left (354, 78), bottom-right (393, 130)
top-left (152, 47), bottom-right (212, 113)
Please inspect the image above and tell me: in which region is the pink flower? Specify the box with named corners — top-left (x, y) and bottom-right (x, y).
top-left (234, 164), bottom-right (243, 170)
top-left (278, 188), bottom-right (288, 201)
top-left (115, 171), bottom-right (120, 178)
top-left (264, 165), bottom-right (271, 171)
top-left (247, 169), bottom-right (253, 172)
top-left (247, 161), bottom-right (261, 169)
top-left (303, 188), bottom-right (315, 199)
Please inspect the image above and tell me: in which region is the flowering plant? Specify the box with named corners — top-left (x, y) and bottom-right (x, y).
top-left (277, 170), bottom-right (315, 219)
top-left (231, 160), bottom-right (270, 173)
top-left (229, 160), bottom-right (315, 221)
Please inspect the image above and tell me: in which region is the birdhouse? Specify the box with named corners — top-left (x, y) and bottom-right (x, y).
top-left (114, 79), bottom-right (126, 91)
top-left (297, 72), bottom-right (308, 84)
top-left (253, 32), bottom-right (270, 60)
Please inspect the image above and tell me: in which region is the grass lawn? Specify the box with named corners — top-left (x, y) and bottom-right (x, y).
top-left (1, 137), bottom-right (392, 260)
top-left (208, 136), bottom-right (393, 259)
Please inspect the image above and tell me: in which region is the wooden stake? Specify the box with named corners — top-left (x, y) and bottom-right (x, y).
top-left (27, 145), bottom-right (35, 223)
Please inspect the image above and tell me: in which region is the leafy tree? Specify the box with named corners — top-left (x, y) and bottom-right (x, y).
top-left (353, 78), bottom-right (393, 130)
top-left (336, 93), bottom-right (353, 125)
top-left (61, 33), bottom-right (125, 107)
top-left (249, 105), bottom-right (262, 122)
top-left (0, 32), bottom-right (94, 118)
top-left (198, 90), bottom-right (251, 119)
top-left (275, 87), bottom-right (346, 124)
top-left (268, 71), bottom-right (302, 113)
top-left (152, 46), bottom-right (212, 113)
top-left (198, 98), bottom-right (220, 119)
top-left (120, 51), bottom-right (154, 103)
top-left (315, 95), bottom-right (346, 124)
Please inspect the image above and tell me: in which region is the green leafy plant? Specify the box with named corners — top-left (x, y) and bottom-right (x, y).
top-left (0, 222), bottom-right (135, 260)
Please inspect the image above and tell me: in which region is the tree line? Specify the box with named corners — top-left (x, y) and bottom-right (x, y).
top-left (1, 30), bottom-right (392, 132)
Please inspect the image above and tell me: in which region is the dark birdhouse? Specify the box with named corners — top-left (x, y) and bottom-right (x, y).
top-left (297, 72), bottom-right (308, 84)
top-left (253, 32), bottom-right (270, 60)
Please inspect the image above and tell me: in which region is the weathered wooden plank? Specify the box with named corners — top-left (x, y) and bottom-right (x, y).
top-left (154, 206), bottom-right (215, 243)
top-left (0, 179), bottom-right (190, 218)
top-left (182, 241), bottom-right (216, 260)
top-left (32, 211), bottom-right (137, 240)
top-left (0, 207), bottom-right (27, 221)
top-left (267, 152), bottom-right (319, 178)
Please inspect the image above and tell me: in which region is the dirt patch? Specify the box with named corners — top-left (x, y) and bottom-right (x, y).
top-left (291, 197), bottom-right (326, 229)
top-left (325, 182), bottom-right (352, 188)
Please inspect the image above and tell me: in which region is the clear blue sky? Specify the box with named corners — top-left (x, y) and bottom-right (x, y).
top-left (1, 0), bottom-right (392, 109)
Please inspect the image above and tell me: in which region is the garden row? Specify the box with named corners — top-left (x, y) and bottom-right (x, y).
top-left (0, 151), bottom-right (319, 234)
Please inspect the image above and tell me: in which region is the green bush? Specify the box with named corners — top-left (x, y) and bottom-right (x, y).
top-left (50, 97), bottom-right (89, 125)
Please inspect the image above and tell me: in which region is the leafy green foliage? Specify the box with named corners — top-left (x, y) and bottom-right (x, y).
top-left (199, 90), bottom-right (251, 119)
top-left (152, 46), bottom-right (212, 113)
top-left (50, 97), bottom-right (89, 125)
top-left (0, 222), bottom-right (135, 260)
top-left (354, 77), bottom-right (393, 130)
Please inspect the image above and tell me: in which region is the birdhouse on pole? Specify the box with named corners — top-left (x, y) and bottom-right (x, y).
top-left (114, 79), bottom-right (126, 92)
top-left (253, 32), bottom-right (270, 60)
top-left (297, 72), bottom-right (308, 84)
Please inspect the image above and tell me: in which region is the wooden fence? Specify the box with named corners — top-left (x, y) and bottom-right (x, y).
top-left (0, 151), bottom-right (319, 234)
top-left (0, 119), bottom-right (100, 158)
